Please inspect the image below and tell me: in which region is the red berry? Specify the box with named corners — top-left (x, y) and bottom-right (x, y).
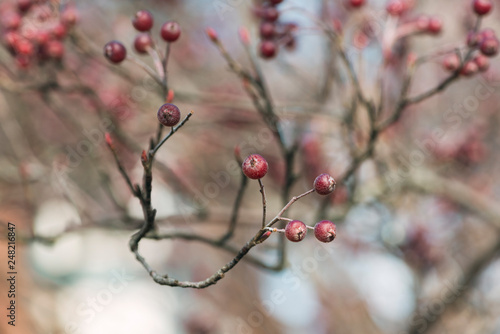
top-left (473, 54), bottom-right (490, 72)
top-left (314, 173), bottom-right (336, 195)
top-left (17, 0), bottom-right (33, 12)
top-left (285, 220), bottom-right (307, 242)
top-left (472, 0), bottom-right (492, 15)
top-left (479, 37), bottom-right (499, 57)
top-left (263, 7), bottom-right (279, 22)
top-left (259, 40), bottom-right (277, 59)
top-left (259, 21), bottom-right (275, 39)
top-left (348, 0), bottom-right (365, 8)
top-left (427, 17), bottom-right (442, 34)
top-left (160, 21), bottom-right (181, 42)
top-left (51, 23), bottom-right (67, 39)
top-left (14, 39), bottom-right (33, 56)
top-left (386, 0), bottom-right (405, 16)
top-left (460, 61), bottom-right (478, 76)
top-left (157, 103), bottom-right (181, 127)
top-left (61, 6), bottom-right (79, 27)
top-left (442, 54), bottom-right (460, 72)
top-left (132, 10), bottom-right (153, 32)
top-left (415, 15), bottom-right (430, 31)
top-left (45, 40), bottom-right (64, 59)
top-left (104, 40), bottom-right (127, 63)
top-left (479, 28), bottom-right (496, 42)
top-left (314, 220), bottom-right (337, 243)
top-left (269, 0), bottom-right (284, 4)
top-left (134, 33), bottom-right (153, 54)
top-left (242, 154), bottom-right (268, 179)
top-left (1, 11), bottom-right (21, 30)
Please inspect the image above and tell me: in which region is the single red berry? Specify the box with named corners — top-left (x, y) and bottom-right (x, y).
top-left (479, 28), bottom-right (496, 42)
top-left (415, 15), bottom-right (430, 31)
top-left (442, 54), bottom-right (460, 72)
top-left (132, 10), bottom-right (154, 31)
top-left (314, 220), bottom-right (337, 243)
top-left (259, 21), bottom-right (275, 39)
top-left (14, 39), bottom-right (33, 56)
top-left (61, 6), bottom-right (79, 27)
top-left (260, 40), bottom-right (277, 59)
top-left (460, 61), bottom-right (478, 76)
top-left (17, 0), bottom-right (33, 13)
top-left (479, 37), bottom-right (499, 56)
top-left (314, 173), bottom-right (336, 195)
top-left (45, 40), bottom-right (64, 59)
top-left (348, 0), bottom-right (365, 8)
top-left (160, 21), bottom-right (181, 42)
top-left (1, 11), bottom-right (21, 30)
top-left (269, 0), bottom-right (284, 5)
top-left (285, 220), bottom-right (307, 242)
top-left (104, 40), bottom-right (127, 63)
top-left (263, 7), bottom-right (279, 22)
top-left (386, 0), bottom-right (405, 16)
top-left (242, 154), bottom-right (268, 179)
top-left (473, 54), bottom-right (490, 72)
top-left (472, 0), bottom-right (492, 16)
top-left (134, 33), bottom-right (153, 54)
top-left (427, 17), bottom-right (442, 34)
top-left (157, 103), bottom-right (181, 127)
top-left (51, 23), bottom-right (67, 39)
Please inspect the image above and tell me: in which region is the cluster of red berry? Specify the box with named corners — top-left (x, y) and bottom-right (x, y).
top-left (242, 154), bottom-right (338, 244)
top-left (442, 0), bottom-right (498, 76)
top-left (104, 9), bottom-right (181, 64)
top-left (0, 0), bottom-right (77, 68)
top-left (253, 0), bottom-right (296, 59)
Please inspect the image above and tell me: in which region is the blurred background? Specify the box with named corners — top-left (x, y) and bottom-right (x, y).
top-left (1, 0), bottom-right (500, 333)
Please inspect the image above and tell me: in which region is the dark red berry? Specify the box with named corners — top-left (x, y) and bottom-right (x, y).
top-left (263, 7), bottom-right (279, 22)
top-left (104, 40), bottom-right (127, 63)
top-left (242, 154), bottom-right (268, 179)
top-left (269, 0), bottom-right (284, 4)
top-left (314, 173), bottom-right (336, 195)
top-left (442, 54), bottom-right (460, 72)
top-left (386, 0), bottom-right (405, 16)
top-left (157, 103), bottom-right (181, 127)
top-left (132, 10), bottom-right (154, 31)
top-left (134, 33), bottom-right (153, 54)
top-left (427, 17), bottom-right (442, 34)
top-left (460, 61), bottom-right (478, 76)
top-left (314, 220), bottom-right (337, 243)
top-left (45, 40), bottom-right (64, 59)
top-left (348, 0), bottom-right (365, 8)
top-left (160, 21), bottom-right (181, 42)
top-left (479, 37), bottom-right (499, 56)
top-left (285, 220), bottom-right (307, 242)
top-left (259, 21), bottom-right (275, 39)
top-left (17, 0), bottom-right (33, 13)
top-left (473, 54), bottom-right (490, 72)
top-left (473, 0), bottom-right (492, 16)
top-left (260, 40), bottom-right (277, 59)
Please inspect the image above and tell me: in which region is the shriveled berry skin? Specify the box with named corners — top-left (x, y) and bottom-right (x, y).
top-left (285, 220), bottom-right (307, 242)
top-left (161, 21), bottom-right (181, 42)
top-left (314, 220), bottom-right (337, 243)
top-left (242, 154), bottom-right (268, 179)
top-left (133, 10), bottom-right (154, 31)
top-left (314, 173), bottom-right (336, 195)
top-left (157, 103), bottom-right (181, 127)
top-left (473, 0), bottom-right (492, 16)
top-left (104, 40), bottom-right (127, 63)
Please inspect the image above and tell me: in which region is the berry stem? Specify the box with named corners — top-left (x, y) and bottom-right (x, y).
top-left (258, 178), bottom-right (267, 228)
top-left (267, 188), bottom-right (315, 228)
top-left (125, 55), bottom-right (162, 85)
top-left (105, 135), bottom-right (140, 197)
top-left (149, 111), bottom-right (193, 157)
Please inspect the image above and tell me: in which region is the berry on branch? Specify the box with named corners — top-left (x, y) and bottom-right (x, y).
top-left (104, 40), bottom-right (127, 63)
top-left (242, 154), bottom-right (268, 179)
top-left (314, 220), bottom-right (337, 243)
top-left (285, 220), bottom-right (307, 242)
top-left (157, 103), bottom-right (181, 127)
top-left (314, 173), bottom-right (336, 195)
